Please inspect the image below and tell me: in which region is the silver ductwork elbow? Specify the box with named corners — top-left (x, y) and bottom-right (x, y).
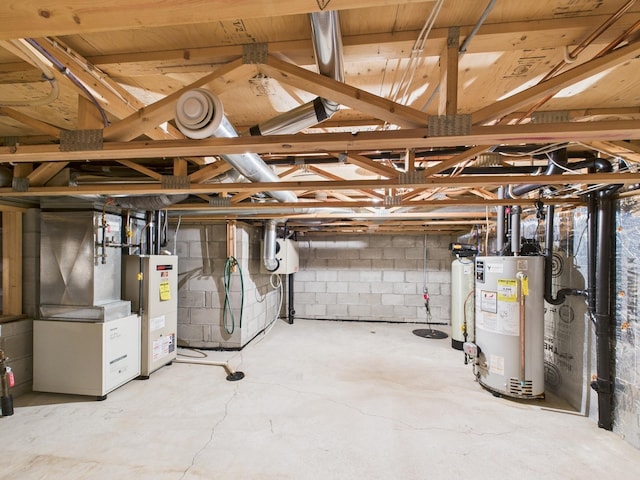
top-left (113, 194), bottom-right (189, 210)
top-left (310, 11), bottom-right (344, 81)
top-left (175, 88), bottom-right (297, 204)
top-left (263, 219), bottom-right (279, 272)
top-left (249, 97), bottom-right (339, 136)
top-left (248, 11), bottom-right (344, 136)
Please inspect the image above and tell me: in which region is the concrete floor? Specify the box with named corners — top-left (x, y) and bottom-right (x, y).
top-left (1, 319), bottom-right (639, 479)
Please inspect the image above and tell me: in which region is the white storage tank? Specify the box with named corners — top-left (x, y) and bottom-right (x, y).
top-left (473, 255), bottom-right (545, 398)
top-left (451, 257), bottom-right (475, 350)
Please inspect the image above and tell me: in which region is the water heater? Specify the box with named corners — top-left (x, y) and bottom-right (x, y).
top-left (471, 255), bottom-right (545, 398)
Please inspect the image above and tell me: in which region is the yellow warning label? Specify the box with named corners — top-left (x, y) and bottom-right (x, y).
top-left (159, 280), bottom-right (171, 301)
top-left (522, 276), bottom-right (529, 296)
top-left (497, 279), bottom-right (517, 302)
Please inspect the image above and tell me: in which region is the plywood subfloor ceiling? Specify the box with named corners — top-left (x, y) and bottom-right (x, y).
top-left (1, 0), bottom-right (640, 235)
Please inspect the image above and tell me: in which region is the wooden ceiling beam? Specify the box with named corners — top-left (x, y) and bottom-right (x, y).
top-left (344, 152), bottom-right (400, 178)
top-left (472, 41), bottom-right (640, 126)
top-left (3, 120), bottom-right (640, 163)
top-left (189, 161), bottom-right (233, 184)
top-left (115, 159), bottom-right (163, 181)
top-left (259, 55), bottom-right (429, 129)
top-left (422, 145), bottom-right (493, 177)
top-left (0, 0), bottom-right (434, 40)
top-left (16, 37), bottom-right (182, 141)
top-left (0, 172), bottom-right (635, 198)
top-left (65, 15), bottom-right (639, 77)
top-left (103, 58), bottom-right (250, 142)
top-left (306, 164), bottom-right (382, 200)
top-left (27, 162), bottom-right (68, 187)
top-left (168, 197), bottom-right (582, 212)
top-left (438, 26), bottom-right (460, 116)
top-left (0, 107), bottom-right (61, 138)
top-left (585, 140), bottom-right (640, 163)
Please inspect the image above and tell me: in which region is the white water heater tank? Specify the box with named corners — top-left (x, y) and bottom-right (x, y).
top-left (451, 258), bottom-right (475, 350)
top-left (473, 255), bottom-right (545, 399)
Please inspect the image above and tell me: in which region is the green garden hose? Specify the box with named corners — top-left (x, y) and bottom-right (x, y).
top-left (223, 256), bottom-right (244, 335)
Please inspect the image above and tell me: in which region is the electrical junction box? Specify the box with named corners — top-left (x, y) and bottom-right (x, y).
top-left (261, 239), bottom-right (299, 275)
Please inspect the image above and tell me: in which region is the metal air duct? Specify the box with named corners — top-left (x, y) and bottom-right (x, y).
top-left (263, 219), bottom-right (278, 272)
top-left (248, 11), bottom-right (344, 136)
top-left (174, 88), bottom-right (297, 204)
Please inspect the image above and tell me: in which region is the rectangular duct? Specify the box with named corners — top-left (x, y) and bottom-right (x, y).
top-left (40, 211), bottom-right (126, 318)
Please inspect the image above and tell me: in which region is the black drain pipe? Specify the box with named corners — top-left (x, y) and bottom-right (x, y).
top-left (538, 153), bottom-right (619, 429)
top-left (288, 273), bottom-right (295, 324)
top-left (587, 193), bottom-right (598, 322)
top-left (591, 186), bottom-right (619, 430)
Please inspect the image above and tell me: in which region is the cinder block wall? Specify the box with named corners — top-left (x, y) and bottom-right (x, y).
top-left (172, 222), bottom-right (281, 349)
top-left (294, 234), bottom-right (455, 323)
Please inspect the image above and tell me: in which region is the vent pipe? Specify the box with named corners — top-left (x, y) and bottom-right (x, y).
top-left (263, 219), bottom-right (279, 272)
top-left (510, 205), bottom-right (522, 255)
top-left (174, 88), bottom-right (297, 204)
top-left (496, 186), bottom-right (505, 254)
top-left (248, 11), bottom-right (344, 136)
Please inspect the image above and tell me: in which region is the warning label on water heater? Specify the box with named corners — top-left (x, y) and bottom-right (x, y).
top-left (497, 279), bottom-right (520, 336)
top-left (480, 290), bottom-right (497, 313)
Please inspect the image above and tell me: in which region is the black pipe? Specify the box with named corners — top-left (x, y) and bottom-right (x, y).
top-left (288, 273), bottom-right (295, 324)
top-left (544, 204), bottom-right (587, 305)
top-left (592, 190), bottom-right (617, 430)
top-left (145, 211), bottom-right (153, 255)
top-left (154, 210), bottom-right (162, 255)
top-left (262, 146), bottom-right (595, 166)
top-left (587, 193), bottom-right (598, 316)
top-left (510, 148), bottom-right (568, 197)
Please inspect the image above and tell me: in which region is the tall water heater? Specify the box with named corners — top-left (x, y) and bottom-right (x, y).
top-left (473, 255), bottom-right (545, 398)
top-left (451, 257), bottom-right (475, 350)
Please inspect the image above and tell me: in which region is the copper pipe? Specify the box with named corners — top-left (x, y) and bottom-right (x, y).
top-left (595, 17), bottom-right (640, 57)
top-left (517, 273), bottom-right (527, 383)
top-left (516, 0), bottom-right (638, 123)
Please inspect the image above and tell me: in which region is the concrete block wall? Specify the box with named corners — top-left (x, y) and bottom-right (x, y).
top-left (294, 233), bottom-right (455, 323)
top-left (171, 222), bottom-right (281, 349)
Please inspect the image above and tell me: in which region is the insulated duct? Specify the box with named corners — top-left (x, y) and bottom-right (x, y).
top-left (174, 88), bottom-right (297, 204)
top-left (248, 11), bottom-right (344, 136)
top-left (114, 194), bottom-right (189, 211)
top-left (263, 219), bottom-right (278, 272)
